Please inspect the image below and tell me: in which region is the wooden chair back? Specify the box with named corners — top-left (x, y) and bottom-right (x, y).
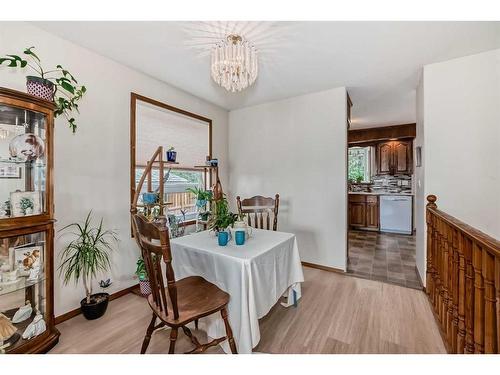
top-left (132, 214), bottom-right (179, 320)
top-left (236, 194), bottom-right (280, 231)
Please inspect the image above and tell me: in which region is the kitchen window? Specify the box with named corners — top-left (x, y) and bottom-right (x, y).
top-left (348, 146), bottom-right (372, 183)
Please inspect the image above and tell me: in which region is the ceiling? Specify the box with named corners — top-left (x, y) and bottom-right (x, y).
top-left (34, 21), bottom-right (500, 128)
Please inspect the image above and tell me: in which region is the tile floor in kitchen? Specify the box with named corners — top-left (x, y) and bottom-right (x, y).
top-left (347, 230), bottom-right (422, 289)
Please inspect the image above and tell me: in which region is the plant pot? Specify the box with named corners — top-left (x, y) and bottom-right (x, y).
top-left (195, 199), bottom-right (207, 208)
top-left (166, 150), bottom-right (177, 162)
top-left (139, 279), bottom-right (152, 297)
top-left (80, 292), bottom-right (109, 320)
top-left (26, 76), bottom-right (55, 102)
top-left (142, 192), bottom-right (159, 205)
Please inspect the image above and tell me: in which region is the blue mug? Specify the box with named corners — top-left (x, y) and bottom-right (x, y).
top-left (218, 231), bottom-right (229, 246)
top-left (235, 230), bottom-right (245, 245)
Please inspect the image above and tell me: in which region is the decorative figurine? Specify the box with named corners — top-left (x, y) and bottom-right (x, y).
top-left (0, 313), bottom-right (17, 342)
top-left (22, 311), bottom-right (46, 340)
top-left (12, 301), bottom-right (32, 324)
top-left (27, 266), bottom-right (40, 282)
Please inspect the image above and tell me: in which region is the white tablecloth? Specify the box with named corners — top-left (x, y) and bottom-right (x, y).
top-left (170, 229), bottom-right (304, 353)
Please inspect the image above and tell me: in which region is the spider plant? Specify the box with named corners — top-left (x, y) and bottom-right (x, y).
top-left (0, 46), bottom-right (86, 133)
top-left (59, 211), bottom-right (117, 304)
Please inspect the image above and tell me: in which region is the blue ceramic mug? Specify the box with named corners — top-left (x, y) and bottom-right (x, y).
top-left (218, 231), bottom-right (229, 246)
top-left (235, 230), bottom-right (245, 245)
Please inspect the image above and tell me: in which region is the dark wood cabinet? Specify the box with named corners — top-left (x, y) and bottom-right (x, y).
top-left (393, 141), bottom-right (412, 174)
top-left (349, 202), bottom-right (366, 227)
top-left (348, 194), bottom-right (379, 231)
top-left (377, 142), bottom-right (393, 174)
top-left (376, 140), bottom-right (412, 175)
top-left (365, 196), bottom-right (379, 229)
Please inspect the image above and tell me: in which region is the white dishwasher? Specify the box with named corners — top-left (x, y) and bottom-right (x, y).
top-left (379, 195), bottom-right (413, 235)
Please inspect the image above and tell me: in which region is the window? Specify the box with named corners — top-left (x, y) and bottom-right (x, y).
top-left (131, 94), bottom-right (211, 225)
top-left (348, 146), bottom-right (372, 183)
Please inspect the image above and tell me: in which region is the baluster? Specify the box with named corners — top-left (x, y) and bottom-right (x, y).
top-left (434, 216), bottom-right (442, 313)
top-left (442, 222), bottom-right (450, 336)
top-left (446, 225), bottom-right (455, 350)
top-left (449, 228), bottom-right (459, 352)
top-left (457, 232), bottom-right (466, 353)
top-left (496, 257), bottom-right (500, 352)
top-left (464, 236), bottom-right (475, 353)
top-left (425, 201), bottom-right (435, 299)
top-left (438, 218), bottom-right (446, 324)
top-left (472, 243), bottom-right (485, 353)
top-left (482, 249), bottom-right (497, 353)
top-left (259, 212), bottom-right (263, 229)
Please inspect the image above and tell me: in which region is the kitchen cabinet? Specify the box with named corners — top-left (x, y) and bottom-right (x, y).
top-left (376, 140), bottom-right (412, 175)
top-left (365, 196), bottom-right (379, 229)
top-left (348, 194), bottom-right (379, 231)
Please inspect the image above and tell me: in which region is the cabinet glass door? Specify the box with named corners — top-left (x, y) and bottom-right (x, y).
top-left (0, 105), bottom-right (47, 219)
top-left (0, 230), bottom-right (47, 352)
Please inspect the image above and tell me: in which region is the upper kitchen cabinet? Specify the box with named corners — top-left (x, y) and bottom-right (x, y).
top-left (393, 141), bottom-right (412, 174)
top-left (376, 140), bottom-right (413, 175)
top-left (376, 142), bottom-right (393, 174)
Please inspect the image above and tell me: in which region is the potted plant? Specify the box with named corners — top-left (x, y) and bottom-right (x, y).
top-left (166, 146), bottom-right (177, 162)
top-left (186, 187), bottom-right (212, 209)
top-left (208, 195), bottom-right (238, 246)
top-left (135, 258), bottom-right (151, 297)
top-left (0, 46), bottom-right (87, 133)
top-left (59, 211), bottom-right (117, 320)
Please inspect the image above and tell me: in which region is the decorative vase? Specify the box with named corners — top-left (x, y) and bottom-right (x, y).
top-left (166, 150), bottom-right (177, 162)
top-left (139, 279), bottom-right (152, 297)
top-left (26, 76), bottom-right (55, 101)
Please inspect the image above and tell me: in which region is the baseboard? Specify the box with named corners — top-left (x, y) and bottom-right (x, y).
top-left (301, 261), bottom-right (345, 274)
top-left (55, 284), bottom-right (139, 325)
top-left (415, 266), bottom-right (425, 291)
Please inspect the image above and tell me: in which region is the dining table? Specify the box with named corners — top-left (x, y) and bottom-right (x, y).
top-left (170, 228), bottom-right (304, 354)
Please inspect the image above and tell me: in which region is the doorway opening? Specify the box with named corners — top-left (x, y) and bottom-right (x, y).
top-left (346, 123), bottom-right (421, 289)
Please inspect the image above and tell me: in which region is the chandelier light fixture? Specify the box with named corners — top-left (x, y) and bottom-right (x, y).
top-left (211, 34), bottom-right (258, 93)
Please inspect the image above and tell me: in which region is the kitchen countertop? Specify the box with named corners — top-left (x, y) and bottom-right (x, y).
top-left (349, 191), bottom-right (414, 196)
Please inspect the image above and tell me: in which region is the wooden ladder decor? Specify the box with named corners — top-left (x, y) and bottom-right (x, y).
top-left (425, 195), bottom-right (500, 353)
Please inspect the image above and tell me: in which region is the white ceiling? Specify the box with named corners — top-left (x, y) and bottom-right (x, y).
top-left (34, 21), bottom-right (500, 128)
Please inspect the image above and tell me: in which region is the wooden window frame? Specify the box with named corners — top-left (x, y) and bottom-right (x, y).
top-left (130, 93), bottom-right (213, 216)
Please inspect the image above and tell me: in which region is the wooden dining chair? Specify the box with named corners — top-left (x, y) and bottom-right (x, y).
top-left (236, 194), bottom-right (280, 231)
top-left (132, 213), bottom-right (237, 354)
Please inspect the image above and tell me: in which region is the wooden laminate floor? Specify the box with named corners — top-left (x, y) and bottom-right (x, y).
top-left (50, 267), bottom-right (446, 354)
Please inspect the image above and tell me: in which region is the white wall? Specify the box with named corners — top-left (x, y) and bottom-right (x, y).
top-left (228, 88), bottom-right (348, 270)
top-left (424, 49), bottom-right (500, 239)
top-left (415, 48), bottom-right (500, 282)
top-left (415, 76), bottom-right (426, 283)
top-left (0, 23), bottom-right (229, 316)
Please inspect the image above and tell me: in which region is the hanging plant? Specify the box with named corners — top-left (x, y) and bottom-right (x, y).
top-left (0, 46), bottom-right (87, 133)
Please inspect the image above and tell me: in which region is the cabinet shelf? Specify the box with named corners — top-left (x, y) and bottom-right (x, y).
top-left (0, 275), bottom-right (46, 297)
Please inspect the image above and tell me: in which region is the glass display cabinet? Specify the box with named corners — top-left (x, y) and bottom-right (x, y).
top-left (0, 87), bottom-right (59, 353)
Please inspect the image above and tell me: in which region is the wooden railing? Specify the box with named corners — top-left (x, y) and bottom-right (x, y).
top-left (426, 195), bottom-right (500, 353)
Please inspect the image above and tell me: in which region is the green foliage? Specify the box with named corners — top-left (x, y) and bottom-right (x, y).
top-left (19, 197), bottom-right (34, 214)
top-left (186, 186), bottom-right (213, 201)
top-left (135, 258), bottom-right (148, 281)
top-left (0, 46), bottom-right (87, 133)
top-left (207, 195), bottom-right (238, 232)
top-left (348, 147), bottom-right (368, 183)
top-left (58, 211), bottom-right (117, 303)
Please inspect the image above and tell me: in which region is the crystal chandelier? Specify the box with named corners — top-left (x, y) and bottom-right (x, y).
top-left (211, 34), bottom-right (258, 93)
